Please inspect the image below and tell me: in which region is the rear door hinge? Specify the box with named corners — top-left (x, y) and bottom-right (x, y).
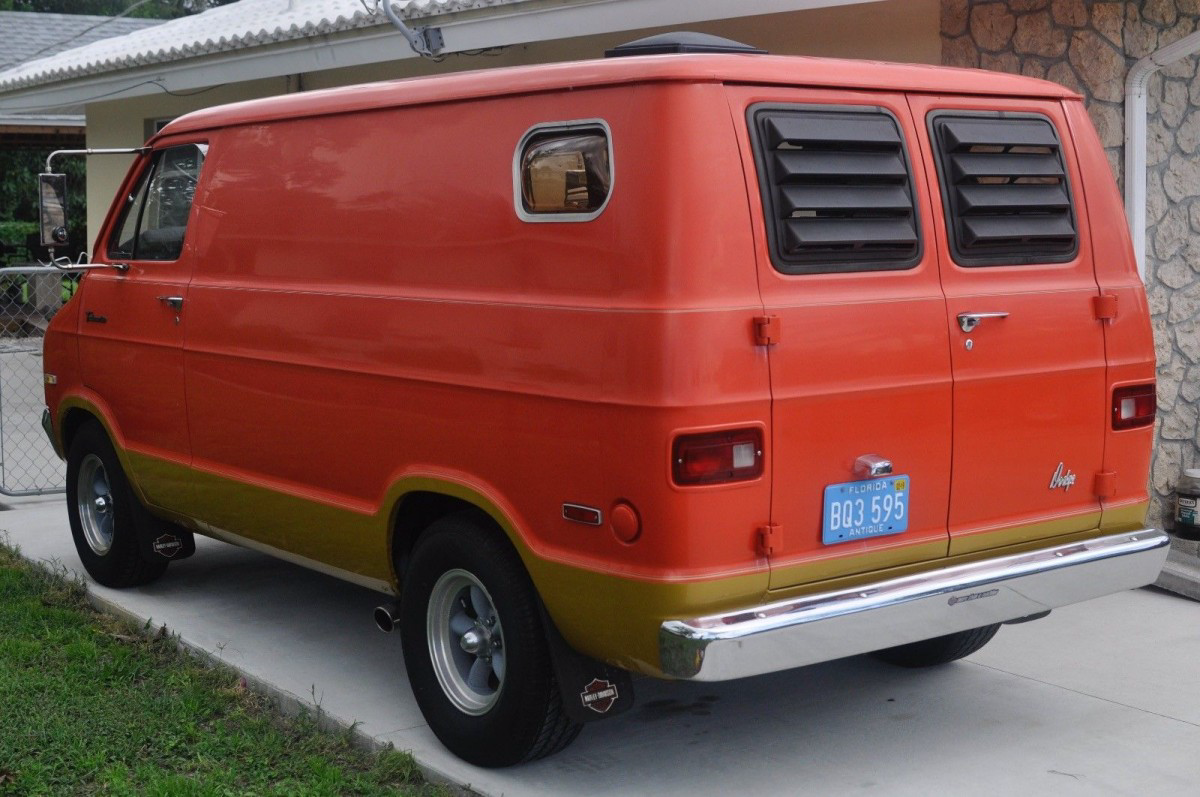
top-left (1093, 294), bottom-right (1118, 321)
top-left (757, 523), bottom-right (781, 556)
top-left (1094, 471), bottom-right (1116, 499)
top-left (754, 315), bottom-right (781, 346)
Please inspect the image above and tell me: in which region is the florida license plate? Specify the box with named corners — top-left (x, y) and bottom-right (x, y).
top-left (822, 475), bottom-right (910, 545)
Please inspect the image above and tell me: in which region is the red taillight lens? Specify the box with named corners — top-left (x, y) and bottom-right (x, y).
top-left (1112, 384), bottom-right (1156, 430)
top-left (672, 428), bottom-right (764, 486)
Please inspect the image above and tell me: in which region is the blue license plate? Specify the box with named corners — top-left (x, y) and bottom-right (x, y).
top-left (822, 475), bottom-right (910, 545)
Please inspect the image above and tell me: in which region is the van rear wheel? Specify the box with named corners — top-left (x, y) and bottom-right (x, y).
top-left (400, 513), bottom-right (581, 766)
top-left (65, 421), bottom-right (167, 588)
top-left (871, 624), bottom-right (1001, 668)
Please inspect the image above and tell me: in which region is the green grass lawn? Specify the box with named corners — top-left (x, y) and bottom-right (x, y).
top-left (0, 541), bottom-right (448, 796)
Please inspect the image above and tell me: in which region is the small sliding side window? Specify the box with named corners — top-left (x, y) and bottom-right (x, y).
top-left (514, 120), bottom-right (613, 222)
top-left (749, 105), bottom-right (922, 275)
top-left (929, 113), bottom-right (1077, 267)
top-left (108, 143), bottom-right (207, 261)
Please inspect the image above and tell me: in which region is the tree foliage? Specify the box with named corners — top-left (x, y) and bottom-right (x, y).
top-left (0, 0), bottom-right (237, 253)
top-left (0, 149), bottom-right (88, 258)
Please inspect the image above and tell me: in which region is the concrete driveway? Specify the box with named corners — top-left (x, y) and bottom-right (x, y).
top-left (5, 494), bottom-right (1198, 796)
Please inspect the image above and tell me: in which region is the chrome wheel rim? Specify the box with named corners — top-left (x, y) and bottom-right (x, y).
top-left (77, 454), bottom-right (115, 555)
top-left (427, 569), bottom-right (505, 715)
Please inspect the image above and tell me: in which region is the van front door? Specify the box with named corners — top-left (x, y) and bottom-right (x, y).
top-left (79, 143), bottom-right (206, 512)
top-left (908, 96), bottom-right (1106, 555)
top-left (728, 87), bottom-right (954, 591)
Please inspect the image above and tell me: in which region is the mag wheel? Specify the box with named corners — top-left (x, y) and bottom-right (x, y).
top-left (76, 453), bottom-right (115, 556)
top-left (65, 421), bottom-right (167, 588)
top-left (400, 513), bottom-right (581, 767)
top-left (426, 568), bottom-right (507, 716)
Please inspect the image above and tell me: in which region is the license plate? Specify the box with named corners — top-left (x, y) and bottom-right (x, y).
top-left (822, 475), bottom-right (910, 545)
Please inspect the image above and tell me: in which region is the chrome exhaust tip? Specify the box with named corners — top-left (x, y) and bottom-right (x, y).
top-left (374, 603), bottom-right (401, 633)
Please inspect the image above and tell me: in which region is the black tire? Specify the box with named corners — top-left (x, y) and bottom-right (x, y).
top-left (400, 513), bottom-right (581, 767)
top-left (872, 624), bottom-right (1001, 668)
top-left (65, 421), bottom-right (167, 588)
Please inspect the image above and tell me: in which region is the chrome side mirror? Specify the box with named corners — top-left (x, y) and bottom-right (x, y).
top-left (38, 173), bottom-right (68, 247)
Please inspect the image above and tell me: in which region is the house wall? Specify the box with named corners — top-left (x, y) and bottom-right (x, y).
top-left (941, 0), bottom-right (1200, 531)
top-left (84, 0), bottom-right (939, 236)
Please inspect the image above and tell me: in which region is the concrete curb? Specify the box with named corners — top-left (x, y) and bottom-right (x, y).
top-left (1154, 535), bottom-right (1200, 602)
top-left (15, 550), bottom-right (480, 797)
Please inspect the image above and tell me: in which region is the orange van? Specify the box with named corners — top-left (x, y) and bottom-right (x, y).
top-left (41, 34), bottom-right (1169, 767)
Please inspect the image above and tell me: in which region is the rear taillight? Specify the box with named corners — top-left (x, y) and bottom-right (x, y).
top-left (672, 428), bottom-right (763, 486)
top-left (1112, 384), bottom-right (1156, 430)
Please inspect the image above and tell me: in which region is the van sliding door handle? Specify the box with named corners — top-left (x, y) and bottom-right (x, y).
top-left (157, 295), bottom-right (184, 311)
top-left (957, 311), bottom-right (1008, 333)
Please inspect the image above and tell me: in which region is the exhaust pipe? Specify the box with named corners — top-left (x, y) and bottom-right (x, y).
top-left (374, 602), bottom-right (401, 633)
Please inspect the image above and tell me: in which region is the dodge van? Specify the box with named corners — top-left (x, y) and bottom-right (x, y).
top-left (41, 34), bottom-right (1169, 766)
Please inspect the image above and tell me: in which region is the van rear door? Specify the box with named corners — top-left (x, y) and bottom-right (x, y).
top-left (908, 95), bottom-right (1106, 555)
top-left (728, 86), bottom-right (953, 590)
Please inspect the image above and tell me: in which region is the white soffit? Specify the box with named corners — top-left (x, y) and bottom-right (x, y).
top-left (0, 0), bottom-right (885, 112)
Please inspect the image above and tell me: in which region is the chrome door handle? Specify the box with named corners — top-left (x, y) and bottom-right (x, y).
top-left (157, 295), bottom-right (184, 311)
top-left (957, 311), bottom-right (1008, 333)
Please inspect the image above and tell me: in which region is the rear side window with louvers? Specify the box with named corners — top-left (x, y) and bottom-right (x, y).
top-left (930, 113), bottom-right (1077, 267)
top-left (749, 105), bottom-right (921, 274)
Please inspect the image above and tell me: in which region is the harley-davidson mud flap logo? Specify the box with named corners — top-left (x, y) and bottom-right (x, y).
top-left (152, 534), bottom-right (183, 558)
top-left (579, 678), bottom-right (619, 714)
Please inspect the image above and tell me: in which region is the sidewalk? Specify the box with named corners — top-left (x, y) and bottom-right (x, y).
top-left (5, 495), bottom-right (1199, 797)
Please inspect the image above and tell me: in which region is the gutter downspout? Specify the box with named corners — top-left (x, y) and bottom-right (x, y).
top-left (1124, 30), bottom-right (1200, 280)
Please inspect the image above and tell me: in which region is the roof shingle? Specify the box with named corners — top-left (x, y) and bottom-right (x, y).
top-left (0, 10), bottom-right (164, 72)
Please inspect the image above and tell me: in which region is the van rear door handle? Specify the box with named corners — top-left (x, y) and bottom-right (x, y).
top-left (957, 311), bottom-right (1008, 333)
top-left (157, 295), bottom-right (184, 311)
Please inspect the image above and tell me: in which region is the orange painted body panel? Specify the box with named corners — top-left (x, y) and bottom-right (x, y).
top-left (906, 95), bottom-right (1108, 550)
top-left (1061, 101), bottom-right (1157, 521)
top-left (75, 158), bottom-right (196, 510)
top-left (40, 53), bottom-right (1155, 672)
top-left (177, 81), bottom-right (770, 579)
top-left (724, 85), bottom-right (953, 589)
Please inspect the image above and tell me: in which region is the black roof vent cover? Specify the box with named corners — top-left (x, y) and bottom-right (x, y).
top-left (605, 32), bottom-right (766, 58)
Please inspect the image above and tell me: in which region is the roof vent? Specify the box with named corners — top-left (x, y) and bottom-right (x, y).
top-left (605, 32), bottom-right (766, 58)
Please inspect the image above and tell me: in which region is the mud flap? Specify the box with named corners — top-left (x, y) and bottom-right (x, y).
top-left (132, 502), bottom-right (196, 563)
top-left (541, 607), bottom-right (634, 724)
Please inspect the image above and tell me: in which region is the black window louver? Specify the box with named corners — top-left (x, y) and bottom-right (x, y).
top-left (751, 107), bottom-right (920, 274)
top-left (932, 114), bottom-right (1077, 266)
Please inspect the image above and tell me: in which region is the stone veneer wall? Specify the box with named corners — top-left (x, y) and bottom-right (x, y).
top-left (942, 0), bottom-right (1200, 529)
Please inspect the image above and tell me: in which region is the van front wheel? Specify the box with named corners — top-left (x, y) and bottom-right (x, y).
top-left (65, 421), bottom-right (167, 588)
top-left (400, 514), bottom-right (581, 766)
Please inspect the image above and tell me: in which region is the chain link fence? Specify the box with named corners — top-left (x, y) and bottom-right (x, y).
top-left (0, 264), bottom-right (73, 496)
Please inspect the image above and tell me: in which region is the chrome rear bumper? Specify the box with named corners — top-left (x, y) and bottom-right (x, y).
top-left (659, 529), bottom-right (1169, 681)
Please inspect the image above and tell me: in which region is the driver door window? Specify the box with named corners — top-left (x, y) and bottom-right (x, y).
top-left (108, 144), bottom-right (207, 261)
